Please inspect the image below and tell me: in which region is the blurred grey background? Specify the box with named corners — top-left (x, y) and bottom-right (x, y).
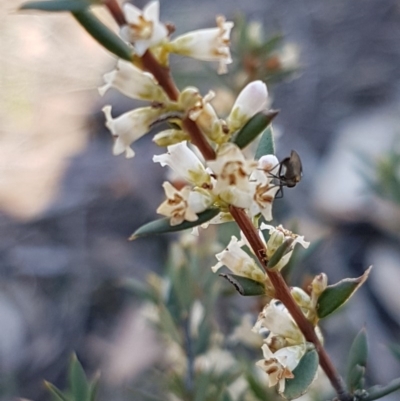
top-left (1, 0), bottom-right (400, 400)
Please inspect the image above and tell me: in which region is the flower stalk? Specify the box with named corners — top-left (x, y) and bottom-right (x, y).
top-left (229, 205), bottom-right (351, 401)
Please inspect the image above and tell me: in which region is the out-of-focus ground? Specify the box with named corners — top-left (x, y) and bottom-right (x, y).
top-left (1, 0), bottom-right (400, 400)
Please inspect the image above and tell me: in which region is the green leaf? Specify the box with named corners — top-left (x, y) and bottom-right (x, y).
top-left (317, 266), bottom-right (371, 319)
top-left (254, 125), bottom-right (275, 159)
top-left (364, 378), bottom-right (400, 400)
top-left (347, 328), bottom-right (368, 391)
top-left (219, 273), bottom-right (266, 296)
top-left (267, 238), bottom-right (294, 269)
top-left (73, 10), bottom-right (134, 61)
top-left (233, 110), bottom-right (279, 150)
top-left (282, 349), bottom-right (319, 400)
top-left (89, 373), bottom-right (100, 401)
top-left (44, 381), bottom-right (70, 401)
top-left (362, 377), bottom-right (400, 401)
top-left (193, 317), bottom-right (211, 355)
top-left (130, 208), bottom-right (220, 239)
top-left (69, 353), bottom-right (89, 401)
top-left (158, 304), bottom-right (182, 345)
top-left (20, 0), bottom-right (90, 12)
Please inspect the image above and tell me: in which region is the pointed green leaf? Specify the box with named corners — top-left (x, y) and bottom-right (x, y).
top-left (282, 349), bottom-right (319, 400)
top-left (347, 328), bottom-right (368, 391)
top-left (317, 267), bottom-right (371, 319)
top-left (233, 110), bottom-right (279, 150)
top-left (254, 125), bottom-right (275, 159)
top-left (130, 208), bottom-right (220, 239)
top-left (73, 10), bottom-right (134, 61)
top-left (89, 373), bottom-right (100, 401)
top-left (267, 238), bottom-right (294, 269)
top-left (44, 381), bottom-right (70, 401)
top-left (20, 0), bottom-right (90, 12)
top-left (363, 378), bottom-right (400, 400)
top-left (219, 273), bottom-right (266, 296)
top-left (69, 353), bottom-right (89, 401)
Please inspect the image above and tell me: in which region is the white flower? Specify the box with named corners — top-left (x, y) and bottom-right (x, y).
top-left (153, 141), bottom-right (211, 186)
top-left (187, 188), bottom-right (214, 213)
top-left (256, 343), bottom-right (304, 393)
top-left (169, 16), bottom-right (233, 74)
top-left (249, 154), bottom-right (280, 221)
top-left (253, 301), bottom-right (319, 393)
top-left (156, 182), bottom-right (199, 226)
top-left (260, 223), bottom-right (310, 270)
top-left (212, 236), bottom-right (265, 282)
top-left (276, 43), bottom-right (300, 70)
top-left (253, 301), bottom-right (305, 345)
top-left (179, 89), bottom-right (226, 143)
top-left (120, 1), bottom-right (168, 56)
top-left (227, 81), bottom-right (269, 132)
top-left (99, 60), bottom-right (168, 103)
top-left (103, 105), bottom-right (163, 158)
top-left (207, 143), bottom-right (257, 209)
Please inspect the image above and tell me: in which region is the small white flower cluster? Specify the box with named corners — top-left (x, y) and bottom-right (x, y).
top-left (212, 224), bottom-right (323, 393)
top-left (252, 301), bottom-right (309, 393)
top-left (212, 224), bottom-right (309, 283)
top-left (153, 141), bottom-right (280, 226)
top-left (99, 1), bottom-right (280, 226)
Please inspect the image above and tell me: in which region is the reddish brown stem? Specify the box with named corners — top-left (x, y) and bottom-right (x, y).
top-left (141, 51), bottom-right (216, 160)
top-left (104, 0), bottom-right (126, 26)
top-left (229, 206), bottom-right (351, 401)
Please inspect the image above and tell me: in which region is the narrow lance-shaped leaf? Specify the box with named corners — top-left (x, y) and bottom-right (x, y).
top-left (233, 110), bottom-right (279, 150)
top-left (255, 125), bottom-right (275, 159)
top-left (130, 208), bottom-right (220, 239)
top-left (69, 353), bottom-right (90, 401)
top-left (20, 0), bottom-right (90, 12)
top-left (282, 349), bottom-right (319, 400)
top-left (347, 328), bottom-right (368, 392)
top-left (317, 266), bottom-right (371, 319)
top-left (89, 372), bottom-right (100, 401)
top-left (219, 273), bottom-right (266, 296)
top-left (44, 381), bottom-right (70, 401)
top-left (73, 10), bottom-right (134, 61)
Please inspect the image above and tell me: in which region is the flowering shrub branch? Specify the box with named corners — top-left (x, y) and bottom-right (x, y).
top-left (18, 0), bottom-right (400, 400)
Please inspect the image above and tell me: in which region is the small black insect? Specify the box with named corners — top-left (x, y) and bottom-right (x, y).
top-left (278, 150), bottom-right (303, 188)
top-left (271, 150), bottom-right (303, 198)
